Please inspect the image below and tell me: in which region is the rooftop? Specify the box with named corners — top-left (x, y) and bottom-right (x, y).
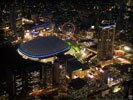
top-left (18, 36), bottom-right (70, 58)
top-left (68, 78), bottom-right (87, 90)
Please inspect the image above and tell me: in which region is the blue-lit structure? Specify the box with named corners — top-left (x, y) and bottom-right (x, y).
top-left (31, 22), bottom-right (51, 29)
top-left (18, 36), bottom-right (70, 59)
top-left (32, 31), bottom-right (39, 35)
top-left (98, 23), bottom-right (116, 29)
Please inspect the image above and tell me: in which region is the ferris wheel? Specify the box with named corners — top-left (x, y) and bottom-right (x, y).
top-left (61, 22), bottom-right (76, 35)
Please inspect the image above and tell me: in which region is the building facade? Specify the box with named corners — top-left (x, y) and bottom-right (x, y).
top-left (43, 62), bottom-right (53, 88)
top-left (9, 5), bottom-right (22, 34)
top-left (97, 21), bottom-right (116, 61)
top-left (7, 69), bottom-right (24, 100)
top-left (24, 66), bottom-right (41, 94)
top-left (54, 56), bottom-right (67, 89)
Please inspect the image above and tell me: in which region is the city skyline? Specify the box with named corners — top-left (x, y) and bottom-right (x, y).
top-left (0, 0), bottom-right (133, 100)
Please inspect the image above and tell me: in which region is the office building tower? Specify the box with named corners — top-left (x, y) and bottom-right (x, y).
top-left (7, 69), bottom-right (24, 100)
top-left (25, 66), bottom-right (41, 94)
top-left (97, 20), bottom-right (116, 61)
top-left (44, 62), bottom-right (53, 88)
top-left (9, 5), bottom-right (22, 34)
top-left (54, 55), bottom-right (67, 88)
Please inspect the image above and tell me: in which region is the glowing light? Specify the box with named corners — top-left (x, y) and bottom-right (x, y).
top-left (27, 30), bottom-right (30, 32)
top-left (46, 27), bottom-right (49, 30)
top-left (43, 29), bottom-right (46, 32)
top-left (82, 52), bottom-right (86, 57)
top-left (99, 68), bottom-right (104, 73)
top-left (113, 86), bottom-right (121, 93)
top-left (59, 65), bottom-right (62, 69)
top-left (31, 22), bottom-right (50, 29)
top-left (66, 37), bottom-right (71, 40)
top-left (66, 75), bottom-right (70, 79)
top-left (3, 27), bottom-right (9, 31)
top-left (32, 31), bottom-right (39, 35)
top-left (74, 75), bottom-right (78, 79)
top-left (96, 67), bottom-right (98, 70)
top-left (99, 24), bottom-right (116, 29)
top-left (87, 74), bottom-right (94, 78)
top-left (91, 25), bottom-right (95, 29)
top-left (25, 32), bottom-right (30, 37)
top-left (67, 41), bottom-right (80, 52)
top-left (66, 41), bottom-right (71, 45)
top-left (124, 46), bottom-right (131, 51)
top-left (72, 45), bottom-right (80, 52)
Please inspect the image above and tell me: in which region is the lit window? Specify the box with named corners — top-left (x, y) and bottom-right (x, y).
top-left (59, 65), bottom-right (62, 69)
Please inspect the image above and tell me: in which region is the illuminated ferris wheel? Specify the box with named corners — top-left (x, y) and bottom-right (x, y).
top-left (61, 22), bottom-right (76, 35)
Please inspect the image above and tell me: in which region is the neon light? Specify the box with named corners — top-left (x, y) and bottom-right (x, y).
top-left (66, 37), bottom-right (71, 39)
top-left (99, 24), bottom-right (116, 29)
top-left (66, 41), bottom-right (80, 52)
top-left (66, 41), bottom-right (71, 45)
top-left (18, 45), bottom-right (71, 58)
top-left (31, 22), bottom-right (51, 29)
top-left (72, 45), bottom-right (80, 52)
top-left (32, 31), bottom-right (39, 35)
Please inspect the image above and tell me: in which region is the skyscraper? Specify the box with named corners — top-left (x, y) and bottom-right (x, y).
top-left (9, 4), bottom-right (22, 35)
top-left (10, 5), bottom-right (16, 32)
top-left (97, 20), bottom-right (116, 61)
top-left (44, 62), bottom-right (53, 88)
top-left (7, 68), bottom-right (24, 100)
top-left (54, 55), bottom-right (67, 89)
top-left (24, 66), bottom-right (41, 94)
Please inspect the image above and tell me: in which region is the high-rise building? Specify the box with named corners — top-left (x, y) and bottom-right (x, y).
top-left (6, 59), bottom-right (42, 99)
top-left (7, 68), bottom-right (24, 100)
top-left (24, 66), bottom-right (41, 94)
top-left (97, 20), bottom-right (116, 61)
top-left (54, 55), bottom-right (67, 89)
top-left (44, 62), bottom-right (53, 88)
top-left (9, 4), bottom-right (22, 35)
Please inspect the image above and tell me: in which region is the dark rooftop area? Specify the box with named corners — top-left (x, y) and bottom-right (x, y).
top-left (18, 36), bottom-right (70, 58)
top-left (68, 78), bottom-right (87, 90)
